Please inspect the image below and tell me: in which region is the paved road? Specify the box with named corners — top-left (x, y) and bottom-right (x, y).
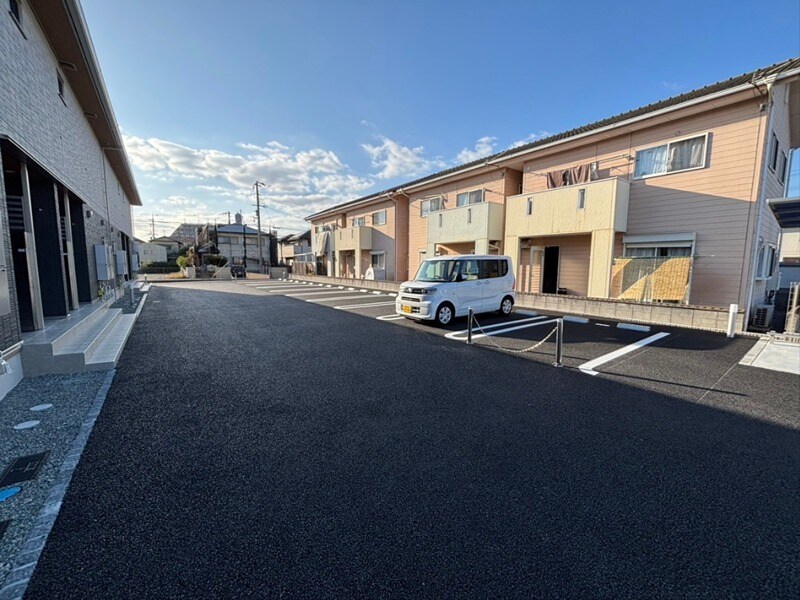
top-left (26, 283), bottom-right (800, 598)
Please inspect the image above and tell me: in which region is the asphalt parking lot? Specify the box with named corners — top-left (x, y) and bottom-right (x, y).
top-left (25, 280), bottom-right (799, 598)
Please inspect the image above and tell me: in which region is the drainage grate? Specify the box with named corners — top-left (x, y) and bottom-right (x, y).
top-left (0, 520), bottom-right (9, 541)
top-left (0, 452), bottom-right (49, 487)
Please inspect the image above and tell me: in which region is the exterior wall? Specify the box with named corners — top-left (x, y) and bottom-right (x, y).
top-left (216, 234), bottom-right (270, 271)
top-left (518, 97), bottom-right (767, 308)
top-left (750, 82), bottom-right (792, 307)
top-left (138, 243), bottom-right (168, 265)
top-left (0, 3), bottom-right (133, 236)
top-left (344, 199), bottom-right (396, 280)
top-left (407, 169), bottom-right (517, 277)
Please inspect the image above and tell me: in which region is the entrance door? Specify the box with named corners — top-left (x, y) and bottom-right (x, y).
top-left (542, 246), bottom-right (560, 294)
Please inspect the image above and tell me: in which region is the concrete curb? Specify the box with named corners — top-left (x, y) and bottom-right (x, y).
top-left (0, 370), bottom-right (117, 600)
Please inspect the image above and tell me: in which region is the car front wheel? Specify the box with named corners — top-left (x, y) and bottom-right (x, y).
top-left (434, 303), bottom-right (454, 326)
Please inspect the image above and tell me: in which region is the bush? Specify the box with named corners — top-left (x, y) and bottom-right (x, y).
top-left (204, 254), bottom-right (228, 267)
top-left (176, 255), bottom-right (188, 268)
top-left (137, 264), bottom-right (180, 274)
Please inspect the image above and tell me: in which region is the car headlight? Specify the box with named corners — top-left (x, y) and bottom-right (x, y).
top-left (423, 288), bottom-right (438, 295)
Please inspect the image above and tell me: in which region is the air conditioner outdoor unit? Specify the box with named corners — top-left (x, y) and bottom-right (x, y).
top-left (750, 304), bottom-right (774, 331)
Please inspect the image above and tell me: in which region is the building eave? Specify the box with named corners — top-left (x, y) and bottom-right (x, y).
top-left (28, 0), bottom-right (142, 206)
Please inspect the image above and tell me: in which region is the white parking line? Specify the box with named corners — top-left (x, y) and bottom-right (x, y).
top-left (445, 316), bottom-right (552, 341)
top-left (256, 286), bottom-right (311, 292)
top-left (578, 332), bottom-right (670, 376)
top-left (306, 294), bottom-right (380, 303)
top-left (335, 301), bottom-right (397, 310)
top-left (444, 316), bottom-right (547, 340)
top-left (376, 314), bottom-right (405, 321)
top-left (285, 290), bottom-right (355, 297)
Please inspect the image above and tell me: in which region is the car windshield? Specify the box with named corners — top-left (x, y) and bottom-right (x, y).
top-left (414, 259), bottom-right (460, 282)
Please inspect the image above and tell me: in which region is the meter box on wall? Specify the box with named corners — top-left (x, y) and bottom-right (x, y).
top-left (115, 250), bottom-right (128, 276)
top-left (94, 244), bottom-right (115, 281)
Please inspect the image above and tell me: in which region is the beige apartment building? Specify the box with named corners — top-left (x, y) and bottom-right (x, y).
top-left (308, 58), bottom-right (799, 326)
top-left (310, 193), bottom-right (409, 281)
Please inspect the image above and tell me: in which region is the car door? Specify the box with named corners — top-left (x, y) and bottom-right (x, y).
top-left (456, 259), bottom-right (482, 314)
top-left (478, 259), bottom-right (502, 311)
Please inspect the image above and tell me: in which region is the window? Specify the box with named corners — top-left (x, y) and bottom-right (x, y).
top-left (460, 259), bottom-right (479, 281)
top-left (456, 189), bottom-right (484, 207)
top-left (768, 132), bottom-right (780, 172)
top-left (9, 0), bottom-right (20, 23)
top-left (420, 196), bottom-right (443, 217)
top-left (479, 259), bottom-right (501, 279)
top-left (351, 216), bottom-right (365, 227)
top-left (370, 251), bottom-right (385, 269)
top-left (372, 210), bottom-right (386, 226)
top-left (756, 244), bottom-right (776, 279)
top-left (525, 197), bottom-right (533, 216)
top-left (778, 150), bottom-right (788, 184)
top-left (218, 235), bottom-right (233, 245)
top-left (635, 134), bottom-right (707, 178)
top-left (624, 245), bottom-right (692, 258)
top-left (414, 259), bottom-right (460, 282)
top-left (577, 188), bottom-right (586, 210)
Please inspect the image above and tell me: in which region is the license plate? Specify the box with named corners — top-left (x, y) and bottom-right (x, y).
top-left (401, 305), bottom-right (412, 313)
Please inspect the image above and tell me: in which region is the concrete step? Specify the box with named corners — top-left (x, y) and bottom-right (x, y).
top-left (85, 314), bottom-right (137, 371)
top-left (21, 300), bottom-right (112, 355)
top-left (22, 306), bottom-right (123, 376)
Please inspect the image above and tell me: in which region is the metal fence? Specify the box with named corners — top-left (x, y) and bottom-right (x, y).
top-left (610, 256), bottom-right (692, 304)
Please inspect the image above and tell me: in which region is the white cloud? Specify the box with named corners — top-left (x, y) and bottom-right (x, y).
top-left (456, 136), bottom-right (497, 163)
top-left (124, 134), bottom-right (375, 239)
top-left (361, 137), bottom-right (444, 180)
top-left (511, 131), bottom-right (551, 148)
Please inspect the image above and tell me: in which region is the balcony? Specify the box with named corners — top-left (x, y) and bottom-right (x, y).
top-left (505, 177), bottom-right (630, 238)
top-left (336, 225), bottom-right (373, 251)
top-left (427, 201), bottom-right (505, 246)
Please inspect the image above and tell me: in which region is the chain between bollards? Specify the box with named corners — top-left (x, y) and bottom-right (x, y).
top-left (553, 317), bottom-right (564, 367)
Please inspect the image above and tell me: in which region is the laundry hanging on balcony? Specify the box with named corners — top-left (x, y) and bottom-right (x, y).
top-left (545, 162), bottom-right (593, 189)
top-left (314, 231), bottom-right (329, 255)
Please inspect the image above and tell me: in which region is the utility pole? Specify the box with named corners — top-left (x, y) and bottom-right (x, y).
top-left (254, 181), bottom-right (268, 274)
top-left (151, 214), bottom-right (155, 241)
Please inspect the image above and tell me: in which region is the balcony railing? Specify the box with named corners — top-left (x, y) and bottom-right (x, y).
top-left (506, 177), bottom-right (630, 238)
top-left (427, 201), bottom-right (505, 245)
top-left (336, 225), bottom-right (373, 251)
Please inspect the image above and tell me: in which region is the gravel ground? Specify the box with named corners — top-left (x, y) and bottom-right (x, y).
top-left (0, 372), bottom-right (110, 586)
top-left (23, 283), bottom-right (800, 598)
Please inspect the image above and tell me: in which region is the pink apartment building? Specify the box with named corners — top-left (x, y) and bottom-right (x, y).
top-left (308, 58), bottom-right (799, 329)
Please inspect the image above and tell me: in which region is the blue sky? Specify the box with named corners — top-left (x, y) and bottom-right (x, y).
top-left (80, 0), bottom-right (800, 239)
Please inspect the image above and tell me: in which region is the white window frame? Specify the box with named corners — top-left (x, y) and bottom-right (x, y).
top-left (777, 150), bottom-right (788, 184)
top-left (351, 216), bottom-right (365, 227)
top-left (622, 233), bottom-right (696, 258)
top-left (456, 189), bottom-right (484, 207)
top-left (756, 243), bottom-right (777, 280)
top-left (370, 250), bottom-right (385, 269)
top-left (634, 132), bottom-right (709, 179)
top-left (577, 188), bottom-right (586, 210)
top-left (371, 209), bottom-right (387, 226)
top-left (420, 196), bottom-right (444, 217)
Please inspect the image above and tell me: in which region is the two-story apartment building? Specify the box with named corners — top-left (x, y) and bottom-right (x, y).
top-left (307, 58), bottom-right (799, 328)
top-left (278, 230), bottom-right (312, 273)
top-left (0, 0), bottom-right (140, 395)
top-left (308, 193), bottom-right (409, 281)
top-left (197, 212), bottom-right (271, 272)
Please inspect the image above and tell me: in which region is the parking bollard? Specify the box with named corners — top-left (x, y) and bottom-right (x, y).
top-left (553, 318), bottom-right (564, 367)
top-left (467, 308), bottom-right (474, 345)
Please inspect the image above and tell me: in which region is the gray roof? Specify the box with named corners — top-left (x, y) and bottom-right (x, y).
top-left (216, 224), bottom-right (266, 236)
top-left (307, 57), bottom-right (800, 220)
